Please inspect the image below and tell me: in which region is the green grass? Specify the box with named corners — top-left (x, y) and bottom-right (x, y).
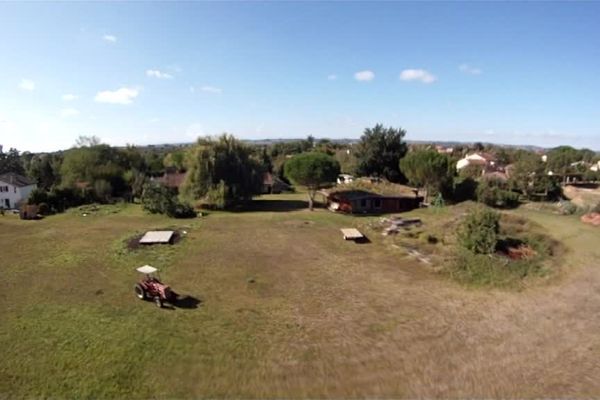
top-left (1, 196), bottom-right (598, 397)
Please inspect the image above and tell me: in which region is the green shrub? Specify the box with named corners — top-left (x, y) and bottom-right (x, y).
top-left (141, 182), bottom-right (196, 218)
top-left (476, 179), bottom-right (519, 208)
top-left (450, 249), bottom-right (541, 288)
top-left (457, 207), bottom-right (500, 254)
top-left (453, 177), bottom-right (478, 202)
top-left (38, 202), bottom-right (50, 215)
top-left (168, 202), bottom-right (197, 218)
top-left (204, 180), bottom-right (229, 210)
top-left (559, 200), bottom-right (577, 215)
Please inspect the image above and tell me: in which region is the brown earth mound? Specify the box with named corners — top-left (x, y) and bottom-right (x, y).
top-left (581, 212), bottom-right (600, 226)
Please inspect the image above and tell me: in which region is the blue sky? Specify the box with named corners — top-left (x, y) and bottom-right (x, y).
top-left (0, 2), bottom-right (599, 152)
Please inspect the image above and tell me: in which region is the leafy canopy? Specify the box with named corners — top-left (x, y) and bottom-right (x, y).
top-left (399, 150), bottom-right (451, 199)
top-left (458, 207), bottom-right (500, 255)
top-left (181, 134), bottom-right (264, 207)
top-left (284, 152), bottom-right (340, 189)
top-left (284, 152), bottom-right (340, 209)
top-left (354, 124), bottom-right (408, 182)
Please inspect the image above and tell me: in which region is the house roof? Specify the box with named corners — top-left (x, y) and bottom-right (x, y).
top-left (328, 189), bottom-right (416, 201)
top-left (466, 152), bottom-right (497, 162)
top-left (482, 171), bottom-right (509, 182)
top-left (0, 172), bottom-right (35, 187)
top-left (157, 171), bottom-right (187, 188)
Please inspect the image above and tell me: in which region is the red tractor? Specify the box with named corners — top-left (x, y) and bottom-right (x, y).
top-left (134, 265), bottom-right (176, 308)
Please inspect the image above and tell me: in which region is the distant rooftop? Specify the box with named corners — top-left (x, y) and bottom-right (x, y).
top-left (0, 172), bottom-right (35, 187)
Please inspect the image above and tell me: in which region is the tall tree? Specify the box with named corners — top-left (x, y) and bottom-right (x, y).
top-left (354, 124), bottom-right (408, 182)
top-left (181, 134), bottom-right (264, 207)
top-left (399, 150), bottom-right (452, 202)
top-left (284, 152), bottom-right (340, 210)
top-left (0, 148), bottom-right (25, 175)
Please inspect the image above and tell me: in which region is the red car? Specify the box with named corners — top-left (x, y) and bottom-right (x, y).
top-left (134, 265), bottom-right (176, 308)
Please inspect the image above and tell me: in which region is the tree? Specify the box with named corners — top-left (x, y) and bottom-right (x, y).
top-left (0, 148), bottom-right (25, 175)
top-left (75, 135), bottom-right (102, 147)
top-left (509, 152), bottom-right (560, 200)
top-left (354, 124), bottom-right (408, 182)
top-left (27, 154), bottom-right (61, 190)
top-left (546, 146), bottom-right (583, 181)
top-left (123, 169), bottom-right (147, 201)
top-left (284, 152), bottom-right (340, 210)
top-left (458, 164), bottom-right (484, 180)
top-left (93, 179), bottom-right (113, 203)
top-left (476, 178), bottom-right (519, 209)
top-left (181, 134), bottom-right (264, 207)
top-left (457, 207), bottom-right (500, 255)
top-left (141, 182), bottom-right (196, 218)
top-left (163, 151), bottom-right (186, 172)
top-left (399, 150), bottom-right (452, 202)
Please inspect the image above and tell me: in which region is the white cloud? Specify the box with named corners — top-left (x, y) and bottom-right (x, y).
top-left (200, 86), bottom-right (222, 94)
top-left (94, 87), bottom-right (139, 105)
top-left (60, 108), bottom-right (80, 118)
top-left (19, 79), bottom-right (35, 91)
top-left (327, 74), bottom-right (338, 80)
top-left (62, 94), bottom-right (78, 101)
top-left (459, 64), bottom-right (482, 75)
top-left (146, 69), bottom-right (174, 80)
top-left (103, 34), bottom-right (117, 43)
top-left (354, 70), bottom-right (375, 82)
top-left (399, 69), bottom-right (437, 84)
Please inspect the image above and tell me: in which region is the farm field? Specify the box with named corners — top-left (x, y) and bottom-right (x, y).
top-left (1, 193), bottom-right (600, 398)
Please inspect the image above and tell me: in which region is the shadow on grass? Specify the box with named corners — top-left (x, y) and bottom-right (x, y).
top-left (354, 236), bottom-right (371, 244)
top-left (173, 295), bottom-right (202, 309)
top-left (231, 199), bottom-right (311, 213)
top-left (159, 295), bottom-right (202, 310)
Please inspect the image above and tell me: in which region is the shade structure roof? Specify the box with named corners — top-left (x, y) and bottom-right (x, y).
top-left (139, 230), bottom-right (174, 244)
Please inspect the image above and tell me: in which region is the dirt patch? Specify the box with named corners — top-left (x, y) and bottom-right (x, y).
top-left (563, 184), bottom-right (600, 208)
top-left (581, 212), bottom-right (600, 226)
top-left (125, 230), bottom-right (184, 250)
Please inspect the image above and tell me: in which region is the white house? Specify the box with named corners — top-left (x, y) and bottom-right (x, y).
top-left (456, 153), bottom-right (497, 171)
top-left (337, 174), bottom-right (355, 184)
top-left (0, 172), bottom-right (37, 209)
top-left (590, 161), bottom-right (600, 172)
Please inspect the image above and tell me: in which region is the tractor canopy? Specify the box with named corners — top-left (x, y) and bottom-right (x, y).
top-left (137, 265), bottom-right (158, 274)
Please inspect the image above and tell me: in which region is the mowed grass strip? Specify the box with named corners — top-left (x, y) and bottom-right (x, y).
top-left (2, 195), bottom-right (600, 397)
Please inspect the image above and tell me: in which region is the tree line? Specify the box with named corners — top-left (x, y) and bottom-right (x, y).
top-left (1, 126), bottom-right (598, 216)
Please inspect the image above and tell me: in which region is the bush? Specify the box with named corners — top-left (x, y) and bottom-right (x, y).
top-left (477, 179), bottom-right (519, 208)
top-left (168, 202), bottom-right (197, 218)
top-left (204, 180), bottom-right (229, 210)
top-left (457, 207), bottom-right (500, 255)
top-left (453, 177), bottom-right (478, 202)
top-left (450, 249), bottom-right (541, 288)
top-left (559, 200), bottom-right (577, 215)
top-left (38, 202), bottom-right (50, 215)
top-left (93, 179), bottom-right (113, 203)
top-left (141, 182), bottom-right (196, 218)
top-left (141, 183), bottom-right (174, 214)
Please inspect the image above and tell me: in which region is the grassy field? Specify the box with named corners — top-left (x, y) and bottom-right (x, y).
top-left (1, 193), bottom-right (600, 398)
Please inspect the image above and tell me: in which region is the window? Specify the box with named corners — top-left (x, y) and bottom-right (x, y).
top-left (374, 199), bottom-right (382, 209)
top-left (360, 199), bottom-right (367, 208)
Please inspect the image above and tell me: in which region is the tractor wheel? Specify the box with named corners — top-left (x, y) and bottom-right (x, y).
top-left (134, 284), bottom-right (146, 300)
top-left (154, 296), bottom-right (163, 308)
